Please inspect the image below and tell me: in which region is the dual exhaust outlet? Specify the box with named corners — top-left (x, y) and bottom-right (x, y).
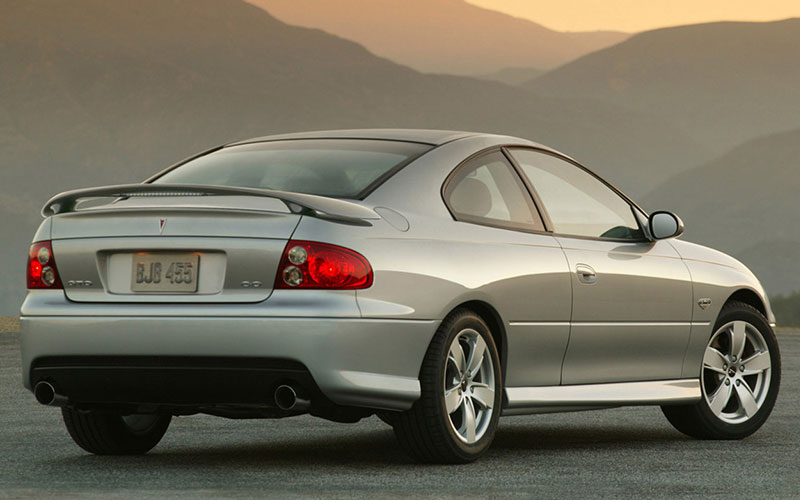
top-left (34, 381), bottom-right (310, 412)
top-left (34, 381), bottom-right (68, 407)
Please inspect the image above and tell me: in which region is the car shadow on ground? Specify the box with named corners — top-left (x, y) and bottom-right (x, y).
top-left (43, 423), bottom-right (691, 469)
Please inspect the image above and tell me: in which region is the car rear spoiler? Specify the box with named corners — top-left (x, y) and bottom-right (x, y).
top-left (41, 184), bottom-right (380, 226)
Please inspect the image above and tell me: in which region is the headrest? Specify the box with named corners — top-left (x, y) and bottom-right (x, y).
top-left (450, 177), bottom-right (492, 218)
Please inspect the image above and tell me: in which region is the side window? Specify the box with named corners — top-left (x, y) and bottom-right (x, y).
top-left (509, 148), bottom-right (643, 240)
top-left (444, 151), bottom-right (544, 231)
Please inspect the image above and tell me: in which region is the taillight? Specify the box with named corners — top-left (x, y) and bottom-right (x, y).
top-left (27, 241), bottom-right (63, 289)
top-left (275, 240), bottom-right (373, 290)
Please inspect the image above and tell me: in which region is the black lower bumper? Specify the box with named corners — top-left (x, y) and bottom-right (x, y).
top-left (30, 356), bottom-right (322, 410)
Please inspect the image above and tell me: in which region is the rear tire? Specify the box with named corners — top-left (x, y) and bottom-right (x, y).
top-left (62, 408), bottom-right (171, 455)
top-left (662, 301), bottom-right (780, 439)
top-left (375, 411), bottom-right (399, 426)
top-left (392, 308), bottom-right (502, 463)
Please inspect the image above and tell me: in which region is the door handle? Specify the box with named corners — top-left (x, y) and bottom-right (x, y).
top-left (576, 264), bottom-right (597, 284)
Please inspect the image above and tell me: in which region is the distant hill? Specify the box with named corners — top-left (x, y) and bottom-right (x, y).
top-left (477, 67), bottom-right (545, 86)
top-left (642, 128), bottom-right (800, 295)
top-left (771, 291), bottom-right (800, 327)
top-left (528, 19), bottom-right (800, 156)
top-left (246, 0), bottom-right (628, 75)
top-left (0, 0), bottom-right (706, 314)
top-left (737, 241), bottom-right (800, 296)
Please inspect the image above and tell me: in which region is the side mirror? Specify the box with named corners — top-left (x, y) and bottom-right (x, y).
top-left (648, 211), bottom-right (684, 240)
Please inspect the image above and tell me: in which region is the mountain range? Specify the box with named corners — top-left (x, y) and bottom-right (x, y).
top-left (528, 19), bottom-right (800, 156)
top-left (1, 0), bottom-right (798, 313)
top-left (245, 0), bottom-right (628, 75)
top-left (643, 127), bottom-right (800, 294)
top-left (0, 0), bottom-right (701, 313)
top-left (478, 67), bottom-right (545, 86)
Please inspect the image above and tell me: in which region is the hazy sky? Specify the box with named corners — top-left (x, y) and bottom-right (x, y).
top-left (466, 0), bottom-right (800, 32)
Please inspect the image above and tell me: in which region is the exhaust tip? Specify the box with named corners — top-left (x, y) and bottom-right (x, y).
top-left (33, 381), bottom-right (68, 406)
top-left (274, 384), bottom-right (298, 410)
top-left (34, 381), bottom-right (56, 405)
top-left (274, 384), bottom-right (310, 412)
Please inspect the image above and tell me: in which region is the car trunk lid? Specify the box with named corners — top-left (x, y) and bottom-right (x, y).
top-left (50, 196), bottom-right (300, 303)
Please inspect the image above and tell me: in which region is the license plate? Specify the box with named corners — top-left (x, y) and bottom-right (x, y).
top-left (131, 253), bottom-right (199, 293)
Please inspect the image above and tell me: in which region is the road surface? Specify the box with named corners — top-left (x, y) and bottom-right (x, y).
top-left (1, 325), bottom-right (797, 499)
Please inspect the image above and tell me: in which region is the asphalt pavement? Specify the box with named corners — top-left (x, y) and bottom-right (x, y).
top-left (1, 327), bottom-right (798, 499)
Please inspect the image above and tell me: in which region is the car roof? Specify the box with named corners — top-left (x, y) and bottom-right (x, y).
top-left (228, 129), bottom-right (489, 147)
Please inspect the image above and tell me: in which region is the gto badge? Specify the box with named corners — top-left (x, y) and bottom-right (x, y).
top-left (158, 218), bottom-right (167, 235)
top-left (241, 281), bottom-right (262, 288)
top-left (698, 298), bottom-right (712, 310)
top-left (67, 280), bottom-right (93, 287)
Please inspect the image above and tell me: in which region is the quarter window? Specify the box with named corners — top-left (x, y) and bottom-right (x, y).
top-left (444, 151), bottom-right (543, 231)
top-left (509, 149), bottom-right (643, 240)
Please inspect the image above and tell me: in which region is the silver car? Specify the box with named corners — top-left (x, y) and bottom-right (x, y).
top-left (21, 129), bottom-right (780, 463)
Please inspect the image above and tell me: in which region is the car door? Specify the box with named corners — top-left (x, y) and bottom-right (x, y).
top-left (507, 147), bottom-right (693, 385)
top-left (442, 149), bottom-right (572, 387)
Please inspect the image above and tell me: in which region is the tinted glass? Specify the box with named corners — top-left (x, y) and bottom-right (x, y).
top-left (509, 149), bottom-right (643, 240)
top-left (445, 151), bottom-right (543, 231)
top-left (154, 139), bottom-right (431, 198)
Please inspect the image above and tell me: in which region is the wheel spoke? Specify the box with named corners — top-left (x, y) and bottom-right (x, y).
top-left (734, 381), bottom-right (759, 417)
top-left (470, 383), bottom-right (494, 409)
top-left (703, 319), bottom-right (771, 424)
top-left (741, 351), bottom-right (771, 375)
top-left (730, 321), bottom-right (747, 360)
top-left (708, 380), bottom-right (733, 416)
top-left (444, 387), bottom-right (461, 414)
top-left (703, 347), bottom-right (728, 373)
top-left (448, 342), bottom-right (466, 379)
top-left (444, 329), bottom-right (495, 444)
top-left (466, 336), bottom-right (487, 378)
top-left (459, 397), bottom-right (477, 442)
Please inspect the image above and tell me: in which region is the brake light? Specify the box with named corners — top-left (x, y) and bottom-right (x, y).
top-left (275, 240), bottom-right (373, 290)
top-left (27, 241), bottom-right (63, 289)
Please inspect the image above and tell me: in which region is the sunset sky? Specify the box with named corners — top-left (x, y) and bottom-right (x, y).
top-left (466, 0), bottom-right (800, 32)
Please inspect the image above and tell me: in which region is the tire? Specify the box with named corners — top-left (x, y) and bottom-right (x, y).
top-left (62, 408), bottom-right (172, 455)
top-left (662, 301), bottom-right (780, 439)
top-left (393, 308), bottom-right (502, 463)
top-left (375, 411), bottom-right (399, 426)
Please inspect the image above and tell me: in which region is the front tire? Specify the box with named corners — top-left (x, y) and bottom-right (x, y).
top-left (662, 301), bottom-right (780, 439)
top-left (62, 408), bottom-right (171, 455)
top-left (393, 308), bottom-right (502, 463)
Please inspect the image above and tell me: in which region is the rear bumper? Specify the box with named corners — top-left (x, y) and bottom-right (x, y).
top-left (20, 293), bottom-right (437, 411)
top-left (30, 355), bottom-right (323, 413)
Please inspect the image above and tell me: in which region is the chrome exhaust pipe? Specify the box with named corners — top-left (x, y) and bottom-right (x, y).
top-left (33, 381), bottom-right (68, 407)
top-left (274, 384), bottom-right (310, 412)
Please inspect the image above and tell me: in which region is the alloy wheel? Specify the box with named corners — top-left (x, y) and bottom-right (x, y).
top-left (443, 328), bottom-right (496, 444)
top-left (702, 320), bottom-right (772, 424)
top-left (122, 414), bottom-right (164, 435)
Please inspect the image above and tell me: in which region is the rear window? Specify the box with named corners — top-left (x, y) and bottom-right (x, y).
top-left (153, 139), bottom-right (432, 199)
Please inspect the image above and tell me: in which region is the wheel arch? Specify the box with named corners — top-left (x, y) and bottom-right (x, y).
top-left (681, 286), bottom-right (773, 379)
top-left (447, 300), bottom-right (508, 384)
top-left (724, 288), bottom-right (767, 318)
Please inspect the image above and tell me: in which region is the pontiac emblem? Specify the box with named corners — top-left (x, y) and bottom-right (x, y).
top-left (698, 298), bottom-right (712, 310)
top-left (158, 218), bottom-right (167, 235)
